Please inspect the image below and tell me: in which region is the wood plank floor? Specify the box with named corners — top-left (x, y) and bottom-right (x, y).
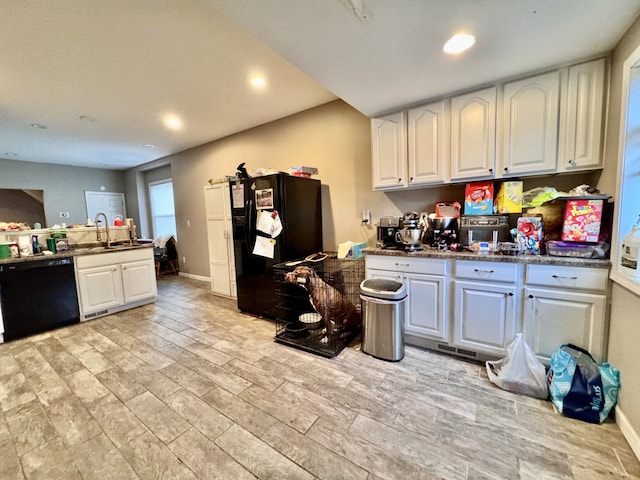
top-left (1, 274), bottom-right (638, 479)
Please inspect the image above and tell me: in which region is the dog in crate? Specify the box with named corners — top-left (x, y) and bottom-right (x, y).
top-left (284, 265), bottom-right (360, 336)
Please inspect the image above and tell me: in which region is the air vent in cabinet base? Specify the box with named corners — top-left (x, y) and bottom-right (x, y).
top-left (437, 343), bottom-right (478, 359)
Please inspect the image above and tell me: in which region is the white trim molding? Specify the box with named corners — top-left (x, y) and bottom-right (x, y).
top-left (616, 406), bottom-right (640, 461)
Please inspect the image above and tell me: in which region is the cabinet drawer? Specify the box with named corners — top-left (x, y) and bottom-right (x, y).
top-left (454, 260), bottom-right (520, 283)
top-left (365, 255), bottom-right (447, 275)
top-left (526, 264), bottom-right (609, 291)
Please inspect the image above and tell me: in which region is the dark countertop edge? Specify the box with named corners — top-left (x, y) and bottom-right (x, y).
top-left (363, 247), bottom-right (611, 268)
top-left (0, 244), bottom-right (154, 265)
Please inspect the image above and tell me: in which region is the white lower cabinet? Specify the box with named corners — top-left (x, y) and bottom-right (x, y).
top-left (75, 248), bottom-right (157, 321)
top-left (77, 264), bottom-right (124, 313)
top-left (452, 280), bottom-right (518, 357)
top-left (365, 255), bottom-right (609, 361)
top-left (452, 260), bottom-right (521, 357)
top-left (365, 256), bottom-right (449, 342)
top-left (523, 264), bottom-right (608, 364)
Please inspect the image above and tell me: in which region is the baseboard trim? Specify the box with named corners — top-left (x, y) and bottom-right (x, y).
top-left (616, 406), bottom-right (640, 461)
top-left (177, 272), bottom-right (209, 282)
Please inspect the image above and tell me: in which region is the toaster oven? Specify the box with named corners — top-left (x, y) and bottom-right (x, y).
top-left (459, 215), bottom-right (511, 245)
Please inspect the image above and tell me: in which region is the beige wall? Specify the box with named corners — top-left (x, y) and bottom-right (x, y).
top-left (600, 15), bottom-right (640, 448)
top-left (137, 100), bottom-right (471, 277)
top-left (0, 158), bottom-right (126, 227)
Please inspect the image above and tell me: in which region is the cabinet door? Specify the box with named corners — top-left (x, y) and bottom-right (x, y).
top-left (122, 260), bottom-right (157, 304)
top-left (205, 184), bottom-right (234, 297)
top-left (560, 58), bottom-right (605, 171)
top-left (404, 273), bottom-right (448, 342)
top-left (77, 265), bottom-right (124, 314)
top-left (523, 287), bottom-right (606, 364)
top-left (371, 112), bottom-right (407, 190)
top-left (407, 101), bottom-right (448, 186)
top-left (452, 280), bottom-right (517, 356)
top-left (501, 71), bottom-right (560, 176)
top-left (450, 87), bottom-right (497, 181)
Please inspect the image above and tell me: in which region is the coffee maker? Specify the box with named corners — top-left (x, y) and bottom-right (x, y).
top-left (377, 216), bottom-right (402, 249)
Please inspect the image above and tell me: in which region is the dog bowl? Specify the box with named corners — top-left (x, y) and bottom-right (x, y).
top-left (298, 312), bottom-right (322, 329)
top-left (284, 322), bottom-right (309, 339)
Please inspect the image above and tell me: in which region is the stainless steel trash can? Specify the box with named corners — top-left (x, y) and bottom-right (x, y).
top-left (360, 278), bottom-right (407, 361)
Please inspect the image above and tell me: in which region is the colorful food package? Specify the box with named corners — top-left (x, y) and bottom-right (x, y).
top-left (496, 181), bottom-right (523, 214)
top-left (516, 216), bottom-right (544, 255)
top-left (464, 181), bottom-right (494, 215)
top-left (561, 199), bottom-right (604, 243)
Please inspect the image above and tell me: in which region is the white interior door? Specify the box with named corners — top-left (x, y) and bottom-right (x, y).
top-left (85, 192), bottom-right (126, 225)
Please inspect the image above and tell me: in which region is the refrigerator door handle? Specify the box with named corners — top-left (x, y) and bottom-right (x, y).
top-left (245, 198), bottom-right (254, 251)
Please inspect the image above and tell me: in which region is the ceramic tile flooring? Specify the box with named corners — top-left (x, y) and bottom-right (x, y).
top-left (1, 275), bottom-right (639, 480)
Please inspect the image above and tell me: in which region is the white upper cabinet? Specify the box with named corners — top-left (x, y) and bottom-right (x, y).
top-left (450, 87), bottom-right (497, 181)
top-left (500, 71), bottom-right (560, 177)
top-left (370, 58), bottom-right (606, 188)
top-left (558, 58), bottom-right (606, 172)
top-left (407, 100), bottom-right (449, 185)
top-left (371, 112), bottom-right (407, 190)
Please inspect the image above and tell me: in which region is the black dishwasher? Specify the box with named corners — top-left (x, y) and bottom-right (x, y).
top-left (0, 257), bottom-right (80, 341)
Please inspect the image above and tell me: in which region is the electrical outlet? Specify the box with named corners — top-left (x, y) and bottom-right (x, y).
top-left (186, 220), bottom-right (191, 227)
top-left (182, 256), bottom-right (186, 264)
top-left (362, 209), bottom-right (371, 224)
top-left (60, 212), bottom-right (70, 218)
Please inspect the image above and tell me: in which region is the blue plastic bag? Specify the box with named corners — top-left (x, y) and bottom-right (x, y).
top-left (547, 344), bottom-right (620, 424)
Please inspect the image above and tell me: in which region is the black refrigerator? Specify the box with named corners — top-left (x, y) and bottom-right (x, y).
top-left (230, 174), bottom-right (323, 319)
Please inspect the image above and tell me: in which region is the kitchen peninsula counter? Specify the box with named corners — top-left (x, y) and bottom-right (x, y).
top-left (0, 243), bottom-right (153, 265)
top-left (363, 246), bottom-right (611, 268)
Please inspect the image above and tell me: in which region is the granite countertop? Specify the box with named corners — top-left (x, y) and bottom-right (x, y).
top-left (0, 243), bottom-right (153, 265)
top-left (364, 247), bottom-right (611, 268)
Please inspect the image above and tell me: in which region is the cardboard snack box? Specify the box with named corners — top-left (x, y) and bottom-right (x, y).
top-left (516, 216), bottom-right (544, 255)
top-left (496, 181), bottom-right (523, 214)
top-left (464, 181), bottom-right (494, 215)
top-left (562, 199), bottom-right (604, 243)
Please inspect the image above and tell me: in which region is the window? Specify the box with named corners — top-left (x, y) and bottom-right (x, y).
top-left (149, 180), bottom-right (177, 239)
top-left (611, 47), bottom-right (640, 295)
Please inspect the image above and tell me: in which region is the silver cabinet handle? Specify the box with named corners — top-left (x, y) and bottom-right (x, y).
top-left (552, 274), bottom-right (578, 280)
top-left (474, 268), bottom-right (494, 273)
top-left (395, 263), bottom-right (410, 267)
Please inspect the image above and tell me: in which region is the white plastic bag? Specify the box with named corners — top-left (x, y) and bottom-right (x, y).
top-left (486, 333), bottom-right (548, 399)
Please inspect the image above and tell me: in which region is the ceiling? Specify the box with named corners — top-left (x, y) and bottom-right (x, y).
top-left (2, 1), bottom-right (639, 171)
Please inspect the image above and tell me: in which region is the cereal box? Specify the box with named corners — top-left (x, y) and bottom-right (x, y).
top-left (561, 199), bottom-right (604, 243)
top-left (516, 216), bottom-right (544, 255)
top-left (464, 181), bottom-right (494, 215)
top-left (495, 181), bottom-right (523, 214)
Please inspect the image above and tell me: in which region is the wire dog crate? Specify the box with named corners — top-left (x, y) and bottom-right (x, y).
top-left (274, 254), bottom-right (365, 357)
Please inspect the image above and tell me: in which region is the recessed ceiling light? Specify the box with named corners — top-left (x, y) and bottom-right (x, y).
top-left (443, 33), bottom-right (476, 54)
top-left (30, 123), bottom-right (47, 129)
top-left (250, 76), bottom-right (266, 88)
top-left (143, 144), bottom-right (155, 148)
top-left (163, 115), bottom-right (183, 130)
top-left (79, 115), bottom-right (97, 122)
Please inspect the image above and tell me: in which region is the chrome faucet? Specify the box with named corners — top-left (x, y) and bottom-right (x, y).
top-left (94, 212), bottom-right (110, 246)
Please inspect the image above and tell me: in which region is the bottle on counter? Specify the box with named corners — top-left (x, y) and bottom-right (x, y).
top-left (31, 234), bottom-right (40, 254)
top-left (621, 214), bottom-right (640, 278)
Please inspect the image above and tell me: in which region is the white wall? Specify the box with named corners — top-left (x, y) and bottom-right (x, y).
top-left (600, 14), bottom-right (640, 457)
